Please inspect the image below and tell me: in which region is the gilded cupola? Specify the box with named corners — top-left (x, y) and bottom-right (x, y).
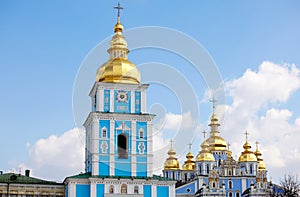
top-left (238, 132), bottom-right (257, 163)
top-left (96, 3), bottom-right (141, 84)
top-left (196, 131), bottom-right (215, 162)
top-left (182, 144), bottom-right (195, 171)
top-left (206, 98), bottom-right (227, 151)
top-left (164, 140), bottom-right (180, 170)
top-left (254, 141), bottom-right (266, 170)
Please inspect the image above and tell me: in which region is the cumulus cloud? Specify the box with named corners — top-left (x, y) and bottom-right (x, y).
top-left (218, 61), bottom-right (300, 183)
top-left (20, 128), bottom-right (85, 182)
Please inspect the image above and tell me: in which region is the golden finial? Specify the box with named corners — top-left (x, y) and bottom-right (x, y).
top-left (113, 2), bottom-right (124, 32)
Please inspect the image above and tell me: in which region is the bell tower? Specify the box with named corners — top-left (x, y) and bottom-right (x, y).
top-left (83, 4), bottom-right (154, 177)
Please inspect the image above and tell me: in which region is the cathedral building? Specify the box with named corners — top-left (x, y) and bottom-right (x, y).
top-left (162, 106), bottom-right (273, 197)
top-left (63, 4), bottom-right (176, 197)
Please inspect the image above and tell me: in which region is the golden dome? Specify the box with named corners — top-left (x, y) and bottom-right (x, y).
top-left (207, 112), bottom-right (227, 151)
top-left (96, 16), bottom-right (141, 84)
top-left (182, 146), bottom-right (195, 171)
top-left (196, 141), bottom-right (215, 162)
top-left (164, 145), bottom-right (180, 170)
top-left (239, 140), bottom-right (257, 163)
top-left (254, 142), bottom-right (266, 170)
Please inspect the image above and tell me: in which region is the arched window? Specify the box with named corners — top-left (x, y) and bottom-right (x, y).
top-left (229, 180), bottom-right (233, 189)
top-left (118, 134), bottom-right (128, 159)
top-left (109, 185), bottom-right (114, 193)
top-left (206, 164), bottom-right (209, 174)
top-left (228, 170), bottom-right (232, 176)
top-left (121, 184), bottom-right (127, 194)
top-left (250, 164), bottom-right (253, 174)
top-left (199, 164), bottom-right (202, 174)
top-left (139, 129), bottom-right (144, 139)
top-left (134, 186), bottom-right (139, 194)
top-left (213, 182), bottom-right (216, 188)
top-left (218, 159), bottom-right (222, 166)
top-left (236, 191), bottom-right (240, 197)
top-left (102, 127), bottom-right (107, 138)
top-left (229, 192), bottom-right (233, 197)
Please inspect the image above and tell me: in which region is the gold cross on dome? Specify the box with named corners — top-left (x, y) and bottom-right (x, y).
top-left (202, 130), bottom-right (207, 140)
top-left (169, 139), bottom-right (174, 149)
top-left (245, 131), bottom-right (250, 140)
top-left (210, 97), bottom-right (218, 112)
top-left (114, 2), bottom-right (124, 18)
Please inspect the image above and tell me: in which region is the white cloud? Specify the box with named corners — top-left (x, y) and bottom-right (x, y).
top-left (217, 61), bottom-right (300, 183)
top-left (20, 128), bottom-right (85, 182)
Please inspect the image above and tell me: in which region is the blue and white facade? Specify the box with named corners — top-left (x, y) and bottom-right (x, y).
top-left (64, 10), bottom-right (176, 197)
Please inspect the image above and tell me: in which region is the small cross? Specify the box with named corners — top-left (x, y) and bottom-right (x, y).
top-left (245, 131), bottom-right (249, 140)
top-left (138, 142), bottom-right (145, 154)
top-left (114, 2), bottom-right (124, 18)
top-left (101, 141), bottom-right (108, 153)
top-left (255, 141), bottom-right (259, 149)
top-left (227, 142), bottom-right (231, 150)
top-left (210, 97), bottom-right (218, 112)
top-left (169, 139), bottom-right (174, 149)
top-left (188, 143), bottom-right (192, 152)
top-left (202, 130), bottom-right (207, 140)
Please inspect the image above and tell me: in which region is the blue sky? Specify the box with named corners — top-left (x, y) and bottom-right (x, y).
top-left (1, 1), bottom-right (300, 182)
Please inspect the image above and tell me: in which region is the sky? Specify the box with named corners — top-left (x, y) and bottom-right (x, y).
top-left (1, 0), bottom-right (300, 184)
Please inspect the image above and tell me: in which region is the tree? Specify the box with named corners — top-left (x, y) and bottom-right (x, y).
top-left (279, 174), bottom-right (300, 197)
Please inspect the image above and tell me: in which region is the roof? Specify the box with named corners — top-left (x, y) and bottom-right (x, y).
top-left (0, 173), bottom-right (63, 185)
top-left (65, 172), bottom-right (174, 182)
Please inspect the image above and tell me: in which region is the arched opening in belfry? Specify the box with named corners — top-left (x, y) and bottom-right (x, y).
top-left (118, 134), bottom-right (128, 159)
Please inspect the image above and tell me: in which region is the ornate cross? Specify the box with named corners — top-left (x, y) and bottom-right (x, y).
top-left (114, 2), bottom-right (124, 18)
top-left (210, 97), bottom-right (218, 111)
top-left (138, 142), bottom-right (145, 154)
top-left (169, 139), bottom-right (174, 149)
top-left (101, 141), bottom-right (108, 153)
top-left (202, 130), bottom-right (207, 140)
top-left (245, 131), bottom-right (249, 140)
top-left (188, 143), bottom-right (192, 152)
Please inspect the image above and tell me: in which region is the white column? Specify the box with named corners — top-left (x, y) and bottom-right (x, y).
top-left (147, 122), bottom-right (153, 176)
top-left (141, 90), bottom-right (146, 113)
top-left (131, 121), bottom-right (137, 176)
top-left (109, 119), bottom-right (115, 176)
top-left (152, 185), bottom-right (157, 197)
top-left (92, 118), bottom-right (99, 176)
top-left (169, 184), bottom-right (175, 197)
top-left (68, 182), bottom-right (76, 197)
top-left (131, 91), bottom-right (135, 113)
top-left (90, 181), bottom-right (96, 197)
top-left (96, 87), bottom-right (103, 112)
top-left (110, 89), bottom-right (114, 112)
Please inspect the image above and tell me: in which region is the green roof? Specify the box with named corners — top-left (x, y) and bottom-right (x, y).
top-left (0, 173), bottom-right (63, 185)
top-left (66, 172), bottom-right (174, 182)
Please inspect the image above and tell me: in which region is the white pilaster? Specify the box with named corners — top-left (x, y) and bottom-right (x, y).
top-left (147, 122), bottom-right (153, 176)
top-left (169, 184), bottom-right (175, 197)
top-left (152, 185), bottom-right (157, 197)
top-left (130, 91), bottom-right (135, 113)
top-left (68, 182), bottom-right (76, 197)
top-left (92, 118), bottom-right (99, 176)
top-left (131, 121), bottom-right (137, 176)
top-left (96, 87), bottom-right (103, 112)
top-left (110, 89), bottom-right (114, 112)
top-left (141, 90), bottom-right (146, 113)
top-left (109, 119), bottom-right (115, 176)
top-left (90, 181), bottom-right (96, 197)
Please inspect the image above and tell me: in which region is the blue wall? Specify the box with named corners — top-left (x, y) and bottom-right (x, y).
top-left (157, 186), bottom-right (169, 197)
top-left (135, 91), bottom-right (141, 113)
top-left (76, 184), bottom-right (90, 197)
top-left (96, 184), bottom-right (104, 197)
top-left (104, 89), bottom-right (110, 112)
top-left (143, 185), bottom-right (152, 197)
top-left (65, 186), bottom-right (68, 197)
top-left (114, 90), bottom-right (131, 113)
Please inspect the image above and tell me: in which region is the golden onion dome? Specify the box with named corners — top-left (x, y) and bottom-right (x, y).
top-left (239, 140), bottom-right (257, 163)
top-left (96, 17), bottom-right (141, 84)
top-left (164, 146), bottom-right (180, 170)
top-left (196, 141), bottom-right (215, 162)
top-left (207, 112), bottom-right (227, 151)
top-left (254, 142), bottom-right (266, 170)
top-left (182, 150), bottom-right (195, 171)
